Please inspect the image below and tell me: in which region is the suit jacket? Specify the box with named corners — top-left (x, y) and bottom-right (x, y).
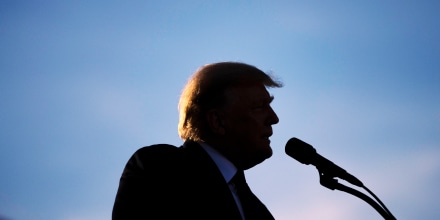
top-left (113, 141), bottom-right (269, 220)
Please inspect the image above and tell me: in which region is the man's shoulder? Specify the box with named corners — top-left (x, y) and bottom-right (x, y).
top-left (130, 144), bottom-right (182, 164)
top-left (133, 141), bottom-right (204, 158)
top-left (136, 143), bottom-right (180, 155)
top-left (122, 141), bottom-right (210, 173)
top-left (119, 144), bottom-right (183, 176)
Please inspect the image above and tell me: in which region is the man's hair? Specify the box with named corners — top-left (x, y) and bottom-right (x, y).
top-left (178, 61), bottom-right (282, 141)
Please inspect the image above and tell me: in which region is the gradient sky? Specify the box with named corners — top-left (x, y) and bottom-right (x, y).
top-left (1, 1), bottom-right (439, 220)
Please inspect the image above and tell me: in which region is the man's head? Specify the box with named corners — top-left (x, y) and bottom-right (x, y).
top-left (178, 62), bottom-right (282, 169)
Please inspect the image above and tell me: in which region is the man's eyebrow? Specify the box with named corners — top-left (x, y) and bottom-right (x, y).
top-left (268, 95), bottom-right (275, 103)
top-left (252, 96), bottom-right (274, 105)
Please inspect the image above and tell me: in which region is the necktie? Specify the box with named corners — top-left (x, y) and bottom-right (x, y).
top-left (231, 170), bottom-right (275, 220)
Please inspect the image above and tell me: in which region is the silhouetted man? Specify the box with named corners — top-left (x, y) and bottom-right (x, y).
top-left (112, 62), bottom-right (282, 219)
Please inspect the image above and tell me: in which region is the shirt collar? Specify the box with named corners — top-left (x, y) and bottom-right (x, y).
top-left (198, 142), bottom-right (237, 183)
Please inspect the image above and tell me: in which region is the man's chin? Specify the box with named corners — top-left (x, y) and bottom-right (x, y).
top-left (261, 145), bottom-right (273, 157)
top-left (243, 149), bottom-right (273, 170)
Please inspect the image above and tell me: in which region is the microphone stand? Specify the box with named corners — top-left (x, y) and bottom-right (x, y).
top-left (317, 168), bottom-right (396, 220)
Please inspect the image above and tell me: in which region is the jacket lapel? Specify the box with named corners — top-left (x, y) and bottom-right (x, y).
top-left (181, 141), bottom-right (243, 219)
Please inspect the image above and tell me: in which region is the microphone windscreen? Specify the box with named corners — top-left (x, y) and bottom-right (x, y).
top-left (285, 138), bottom-right (317, 165)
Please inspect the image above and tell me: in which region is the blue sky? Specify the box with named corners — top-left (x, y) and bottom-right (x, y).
top-left (1, 1), bottom-right (439, 219)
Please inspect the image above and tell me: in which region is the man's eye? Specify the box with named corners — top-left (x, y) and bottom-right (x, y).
top-left (253, 104), bottom-right (266, 110)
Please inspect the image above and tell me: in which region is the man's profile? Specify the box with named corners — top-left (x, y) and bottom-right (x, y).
top-left (112, 61), bottom-right (282, 219)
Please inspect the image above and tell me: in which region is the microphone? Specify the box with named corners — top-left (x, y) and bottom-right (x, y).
top-left (285, 137), bottom-right (364, 187)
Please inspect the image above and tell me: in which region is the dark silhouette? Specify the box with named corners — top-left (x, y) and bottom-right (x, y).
top-left (112, 62), bottom-right (282, 219)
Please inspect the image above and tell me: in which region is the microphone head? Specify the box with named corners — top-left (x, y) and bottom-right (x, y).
top-left (285, 137), bottom-right (317, 165)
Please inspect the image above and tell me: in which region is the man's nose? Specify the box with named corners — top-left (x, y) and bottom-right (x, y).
top-left (268, 106), bottom-right (279, 125)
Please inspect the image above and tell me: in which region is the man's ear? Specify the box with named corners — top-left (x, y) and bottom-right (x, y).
top-left (206, 109), bottom-right (226, 135)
